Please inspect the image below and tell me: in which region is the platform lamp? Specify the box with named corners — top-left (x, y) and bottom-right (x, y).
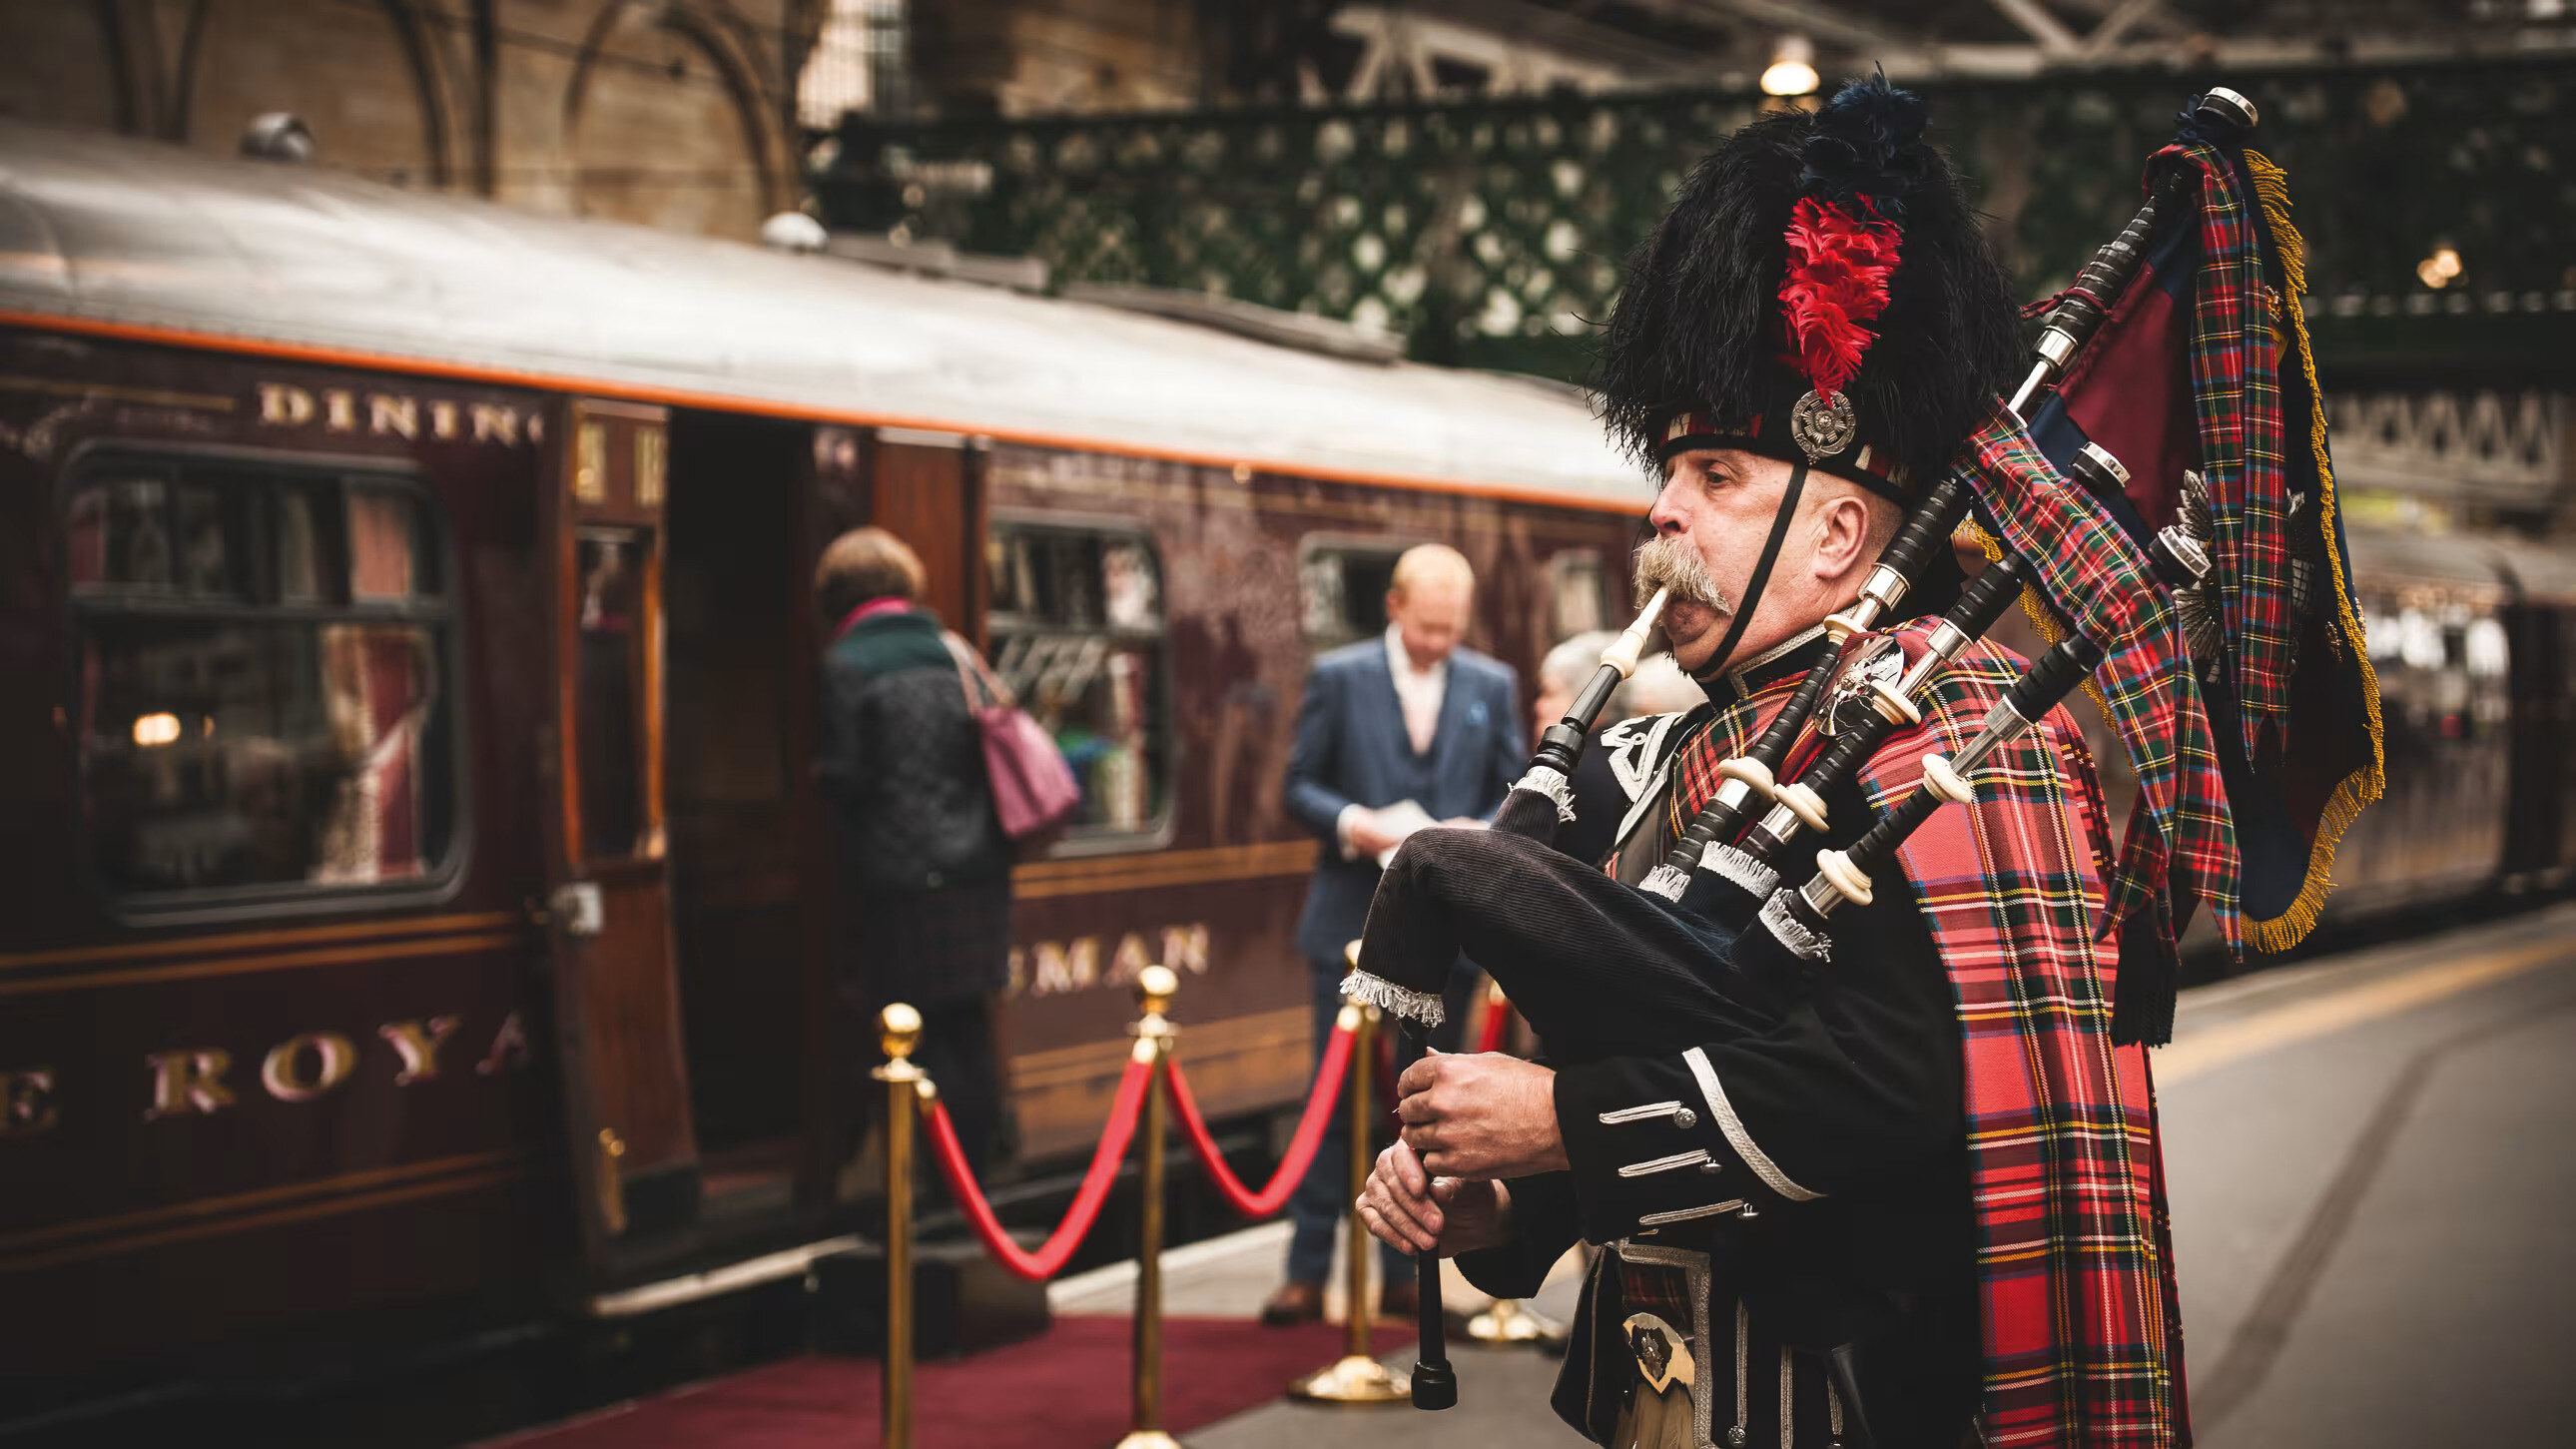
top-left (1760, 36), bottom-right (1819, 99)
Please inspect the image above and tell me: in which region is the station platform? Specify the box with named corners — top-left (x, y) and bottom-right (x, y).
top-left (486, 902), bottom-right (2576, 1449)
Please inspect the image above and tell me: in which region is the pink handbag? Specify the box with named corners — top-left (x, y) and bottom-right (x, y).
top-left (944, 632), bottom-right (1082, 843)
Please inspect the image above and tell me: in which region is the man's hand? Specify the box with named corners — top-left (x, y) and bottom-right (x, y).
top-left (1357, 1139), bottom-right (1512, 1257)
top-left (1345, 807), bottom-right (1403, 858)
top-left (1394, 1052), bottom-right (1569, 1179)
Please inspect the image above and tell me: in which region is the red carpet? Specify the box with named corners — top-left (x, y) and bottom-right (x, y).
top-left (487, 1317), bottom-right (1414, 1448)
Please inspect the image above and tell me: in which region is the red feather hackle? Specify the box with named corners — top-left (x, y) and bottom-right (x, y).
top-left (1778, 196), bottom-right (1902, 397)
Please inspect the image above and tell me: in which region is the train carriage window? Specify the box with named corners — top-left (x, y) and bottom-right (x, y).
top-left (574, 530), bottom-right (649, 859)
top-left (65, 455), bottom-right (458, 905)
top-left (1298, 537), bottom-right (1417, 647)
top-left (1549, 549), bottom-right (1610, 640)
top-left (986, 520), bottom-right (1170, 839)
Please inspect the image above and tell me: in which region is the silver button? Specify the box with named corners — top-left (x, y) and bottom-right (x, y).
top-left (1671, 1107), bottom-right (1697, 1129)
top-left (1699, 1158), bottom-right (1722, 1174)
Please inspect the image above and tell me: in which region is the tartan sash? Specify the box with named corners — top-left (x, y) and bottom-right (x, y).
top-left (2155, 140), bottom-right (2296, 764)
top-left (1953, 409), bottom-right (2242, 964)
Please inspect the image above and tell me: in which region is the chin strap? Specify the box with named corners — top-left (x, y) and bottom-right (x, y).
top-left (1694, 460), bottom-right (1809, 682)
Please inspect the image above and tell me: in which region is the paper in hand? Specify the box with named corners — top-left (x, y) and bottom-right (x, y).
top-left (1371, 799), bottom-right (1439, 869)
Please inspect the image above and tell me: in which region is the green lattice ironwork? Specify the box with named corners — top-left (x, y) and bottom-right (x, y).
top-left (815, 61), bottom-right (2576, 383)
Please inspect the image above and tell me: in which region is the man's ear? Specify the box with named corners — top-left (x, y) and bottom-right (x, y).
top-left (1810, 494), bottom-right (1873, 579)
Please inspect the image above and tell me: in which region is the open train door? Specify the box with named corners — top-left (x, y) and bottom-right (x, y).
top-left (540, 397), bottom-right (701, 1275)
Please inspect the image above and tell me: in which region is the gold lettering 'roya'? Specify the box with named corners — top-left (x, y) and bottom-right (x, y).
top-left (28, 1013), bottom-right (544, 1129)
top-left (379, 1017), bottom-right (462, 1085)
top-left (260, 1032), bottom-right (357, 1102)
top-left (144, 1049), bottom-right (236, 1120)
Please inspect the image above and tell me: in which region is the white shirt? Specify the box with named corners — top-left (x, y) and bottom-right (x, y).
top-left (1384, 622), bottom-right (1450, 756)
top-left (1335, 625), bottom-right (1451, 859)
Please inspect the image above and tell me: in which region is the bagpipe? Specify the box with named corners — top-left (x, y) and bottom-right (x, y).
top-left (1351, 86), bottom-right (2259, 1059)
top-left (1354, 85), bottom-right (2275, 1410)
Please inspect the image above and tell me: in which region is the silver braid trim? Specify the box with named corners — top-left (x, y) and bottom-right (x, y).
top-left (1339, 970), bottom-right (1447, 1028)
top-left (1511, 766), bottom-right (1578, 824)
top-left (1700, 844), bottom-right (1778, 899)
top-left (1758, 892), bottom-right (1831, 963)
top-left (1638, 864), bottom-right (1689, 902)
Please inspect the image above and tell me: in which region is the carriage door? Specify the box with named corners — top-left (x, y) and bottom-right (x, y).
top-left (542, 397), bottom-right (701, 1271)
top-left (869, 428), bottom-right (988, 643)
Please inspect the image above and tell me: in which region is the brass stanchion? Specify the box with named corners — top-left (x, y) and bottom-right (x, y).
top-left (1118, 965), bottom-right (1183, 1449)
top-left (874, 1004), bottom-right (929, 1449)
top-left (1465, 1295), bottom-right (1567, 1347)
top-left (1288, 947), bottom-right (1409, 1404)
top-left (1463, 981), bottom-right (1566, 1350)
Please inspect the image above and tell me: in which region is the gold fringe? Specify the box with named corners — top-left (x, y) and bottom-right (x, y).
top-left (2239, 150), bottom-right (2387, 955)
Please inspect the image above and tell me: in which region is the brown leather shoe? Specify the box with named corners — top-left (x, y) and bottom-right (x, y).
top-left (1260, 1279), bottom-right (1325, 1327)
top-left (1377, 1278), bottom-right (1419, 1320)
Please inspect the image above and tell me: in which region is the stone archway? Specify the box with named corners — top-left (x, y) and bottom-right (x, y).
top-left (562, 1), bottom-right (782, 241)
top-left (0, 2), bottom-right (134, 133)
top-left (175, 0), bottom-right (452, 187)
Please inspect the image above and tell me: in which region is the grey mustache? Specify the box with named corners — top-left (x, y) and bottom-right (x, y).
top-left (1630, 535), bottom-right (1729, 614)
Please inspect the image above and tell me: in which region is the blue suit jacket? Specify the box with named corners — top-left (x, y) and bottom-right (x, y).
top-left (1283, 638), bottom-right (1525, 964)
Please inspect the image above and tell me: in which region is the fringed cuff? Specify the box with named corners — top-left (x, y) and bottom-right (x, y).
top-left (1757, 892), bottom-right (1831, 964)
top-left (1637, 864), bottom-right (1690, 902)
top-left (1700, 844), bottom-right (1778, 900)
top-left (1339, 969), bottom-right (1447, 1028)
top-left (1511, 766), bottom-right (1578, 824)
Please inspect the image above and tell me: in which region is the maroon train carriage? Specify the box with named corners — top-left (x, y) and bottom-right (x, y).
top-left (2332, 526), bottom-right (2576, 911)
top-left (3, 119), bottom-right (2573, 1406)
top-left (0, 119), bottom-right (1642, 1388)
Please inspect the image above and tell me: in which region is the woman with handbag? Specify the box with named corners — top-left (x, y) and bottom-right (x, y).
top-left (815, 527), bottom-right (1074, 1183)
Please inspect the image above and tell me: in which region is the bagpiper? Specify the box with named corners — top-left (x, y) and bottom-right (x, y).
top-left (1355, 78), bottom-right (2231, 1449)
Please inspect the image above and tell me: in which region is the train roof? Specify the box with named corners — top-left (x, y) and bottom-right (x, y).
top-left (0, 119), bottom-right (1644, 511)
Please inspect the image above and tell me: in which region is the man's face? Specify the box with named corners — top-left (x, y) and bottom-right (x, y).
top-left (1643, 448), bottom-right (1801, 673)
top-left (1388, 575), bottom-right (1471, 671)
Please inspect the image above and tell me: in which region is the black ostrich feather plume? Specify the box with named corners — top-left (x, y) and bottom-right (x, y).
top-left (1800, 73), bottom-right (1933, 219)
top-left (1593, 78), bottom-right (2023, 483)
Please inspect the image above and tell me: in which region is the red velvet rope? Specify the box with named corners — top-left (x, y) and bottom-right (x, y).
top-left (1164, 1019), bottom-right (1354, 1219)
top-left (921, 1051), bottom-right (1153, 1281)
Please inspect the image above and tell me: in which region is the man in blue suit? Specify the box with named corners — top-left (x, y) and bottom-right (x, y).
top-left (1265, 543), bottom-right (1525, 1324)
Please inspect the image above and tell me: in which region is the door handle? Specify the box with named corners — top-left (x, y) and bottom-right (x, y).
top-left (596, 1127), bottom-right (629, 1236)
top-left (550, 882), bottom-right (605, 937)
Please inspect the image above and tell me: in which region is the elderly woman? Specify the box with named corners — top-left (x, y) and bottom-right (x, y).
top-left (816, 526), bottom-right (1013, 1176)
